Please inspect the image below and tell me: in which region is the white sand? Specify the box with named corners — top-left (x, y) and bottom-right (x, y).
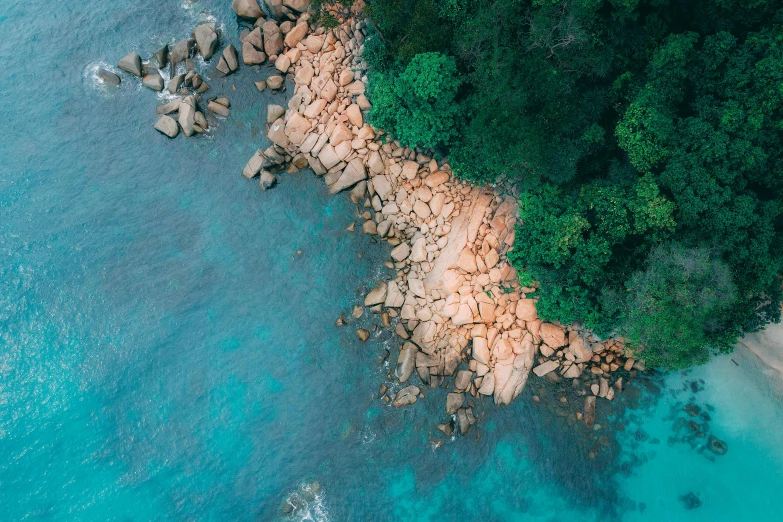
top-left (737, 322), bottom-right (783, 378)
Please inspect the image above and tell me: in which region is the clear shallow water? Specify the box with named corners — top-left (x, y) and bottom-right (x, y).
top-left (1, 0), bottom-right (782, 520)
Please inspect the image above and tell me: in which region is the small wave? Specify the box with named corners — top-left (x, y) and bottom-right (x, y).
top-left (282, 481), bottom-right (331, 522)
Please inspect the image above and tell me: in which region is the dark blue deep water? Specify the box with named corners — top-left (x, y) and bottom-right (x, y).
top-left (2, 1), bottom-right (783, 520)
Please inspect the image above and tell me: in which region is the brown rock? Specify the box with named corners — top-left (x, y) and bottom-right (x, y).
top-left (539, 323), bottom-right (567, 348)
top-left (284, 22), bottom-right (309, 48)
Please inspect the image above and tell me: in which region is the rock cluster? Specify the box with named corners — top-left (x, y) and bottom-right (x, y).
top-left (530, 332), bottom-right (646, 426)
top-left (235, 11), bottom-right (543, 432)
top-left (229, 3), bottom-right (645, 436)
top-left (109, 21), bottom-right (245, 139)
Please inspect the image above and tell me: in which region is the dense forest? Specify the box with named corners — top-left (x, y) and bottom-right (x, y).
top-left (318, 0), bottom-right (783, 369)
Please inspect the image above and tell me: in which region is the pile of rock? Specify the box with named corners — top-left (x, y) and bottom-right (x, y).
top-left (234, 11), bottom-right (532, 433)
top-left (530, 330), bottom-right (646, 426)
top-left (233, 3), bottom-right (644, 435)
top-left (107, 21), bottom-right (249, 139)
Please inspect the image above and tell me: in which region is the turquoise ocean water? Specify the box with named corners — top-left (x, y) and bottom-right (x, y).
top-left (1, 0), bottom-right (782, 520)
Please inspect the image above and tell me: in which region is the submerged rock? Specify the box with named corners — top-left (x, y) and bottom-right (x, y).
top-left (707, 435), bottom-right (728, 455)
top-left (679, 492), bottom-right (702, 510)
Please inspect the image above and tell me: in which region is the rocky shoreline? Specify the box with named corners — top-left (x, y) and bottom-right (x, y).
top-left (107, 0), bottom-right (647, 438)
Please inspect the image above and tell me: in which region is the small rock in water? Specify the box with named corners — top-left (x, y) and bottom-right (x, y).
top-left (97, 68), bottom-right (121, 86)
top-left (392, 385), bottom-right (420, 407)
top-left (356, 329), bottom-right (370, 342)
top-left (266, 76), bottom-right (284, 90)
top-left (254, 80), bottom-right (267, 92)
top-left (259, 170), bottom-right (277, 190)
top-left (437, 421), bottom-right (454, 437)
top-left (351, 305), bottom-right (363, 319)
top-left (335, 314), bottom-right (346, 327)
top-left (207, 100), bottom-right (230, 117)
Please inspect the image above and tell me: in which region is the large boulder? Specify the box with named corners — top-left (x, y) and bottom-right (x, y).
top-left (284, 22), bottom-right (309, 48)
top-left (242, 150), bottom-right (268, 178)
top-left (283, 0), bottom-right (309, 12)
top-left (568, 335), bottom-right (593, 363)
top-left (154, 45), bottom-right (169, 69)
top-left (329, 158), bottom-right (367, 194)
top-left (242, 40), bottom-right (266, 65)
top-left (117, 52), bottom-right (142, 77)
top-left (170, 39), bottom-right (194, 65)
top-left (263, 0), bottom-right (284, 18)
top-left (538, 323), bottom-right (567, 348)
top-left (216, 45), bottom-right (239, 76)
top-left (262, 22), bottom-right (283, 56)
top-left (232, 0), bottom-right (263, 18)
top-left (532, 360), bottom-right (559, 377)
top-left (154, 115), bottom-right (179, 138)
top-left (142, 69), bottom-right (164, 91)
top-left (207, 100), bottom-right (230, 117)
top-left (193, 23), bottom-right (218, 60)
top-left (395, 343), bottom-right (417, 383)
top-left (178, 96), bottom-right (197, 137)
top-left (446, 392), bottom-right (464, 415)
top-left (364, 282), bottom-right (388, 306)
top-left (266, 117), bottom-right (290, 148)
top-left (167, 74), bottom-right (184, 94)
top-left (515, 299), bottom-right (538, 321)
top-left (266, 104), bottom-right (285, 124)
